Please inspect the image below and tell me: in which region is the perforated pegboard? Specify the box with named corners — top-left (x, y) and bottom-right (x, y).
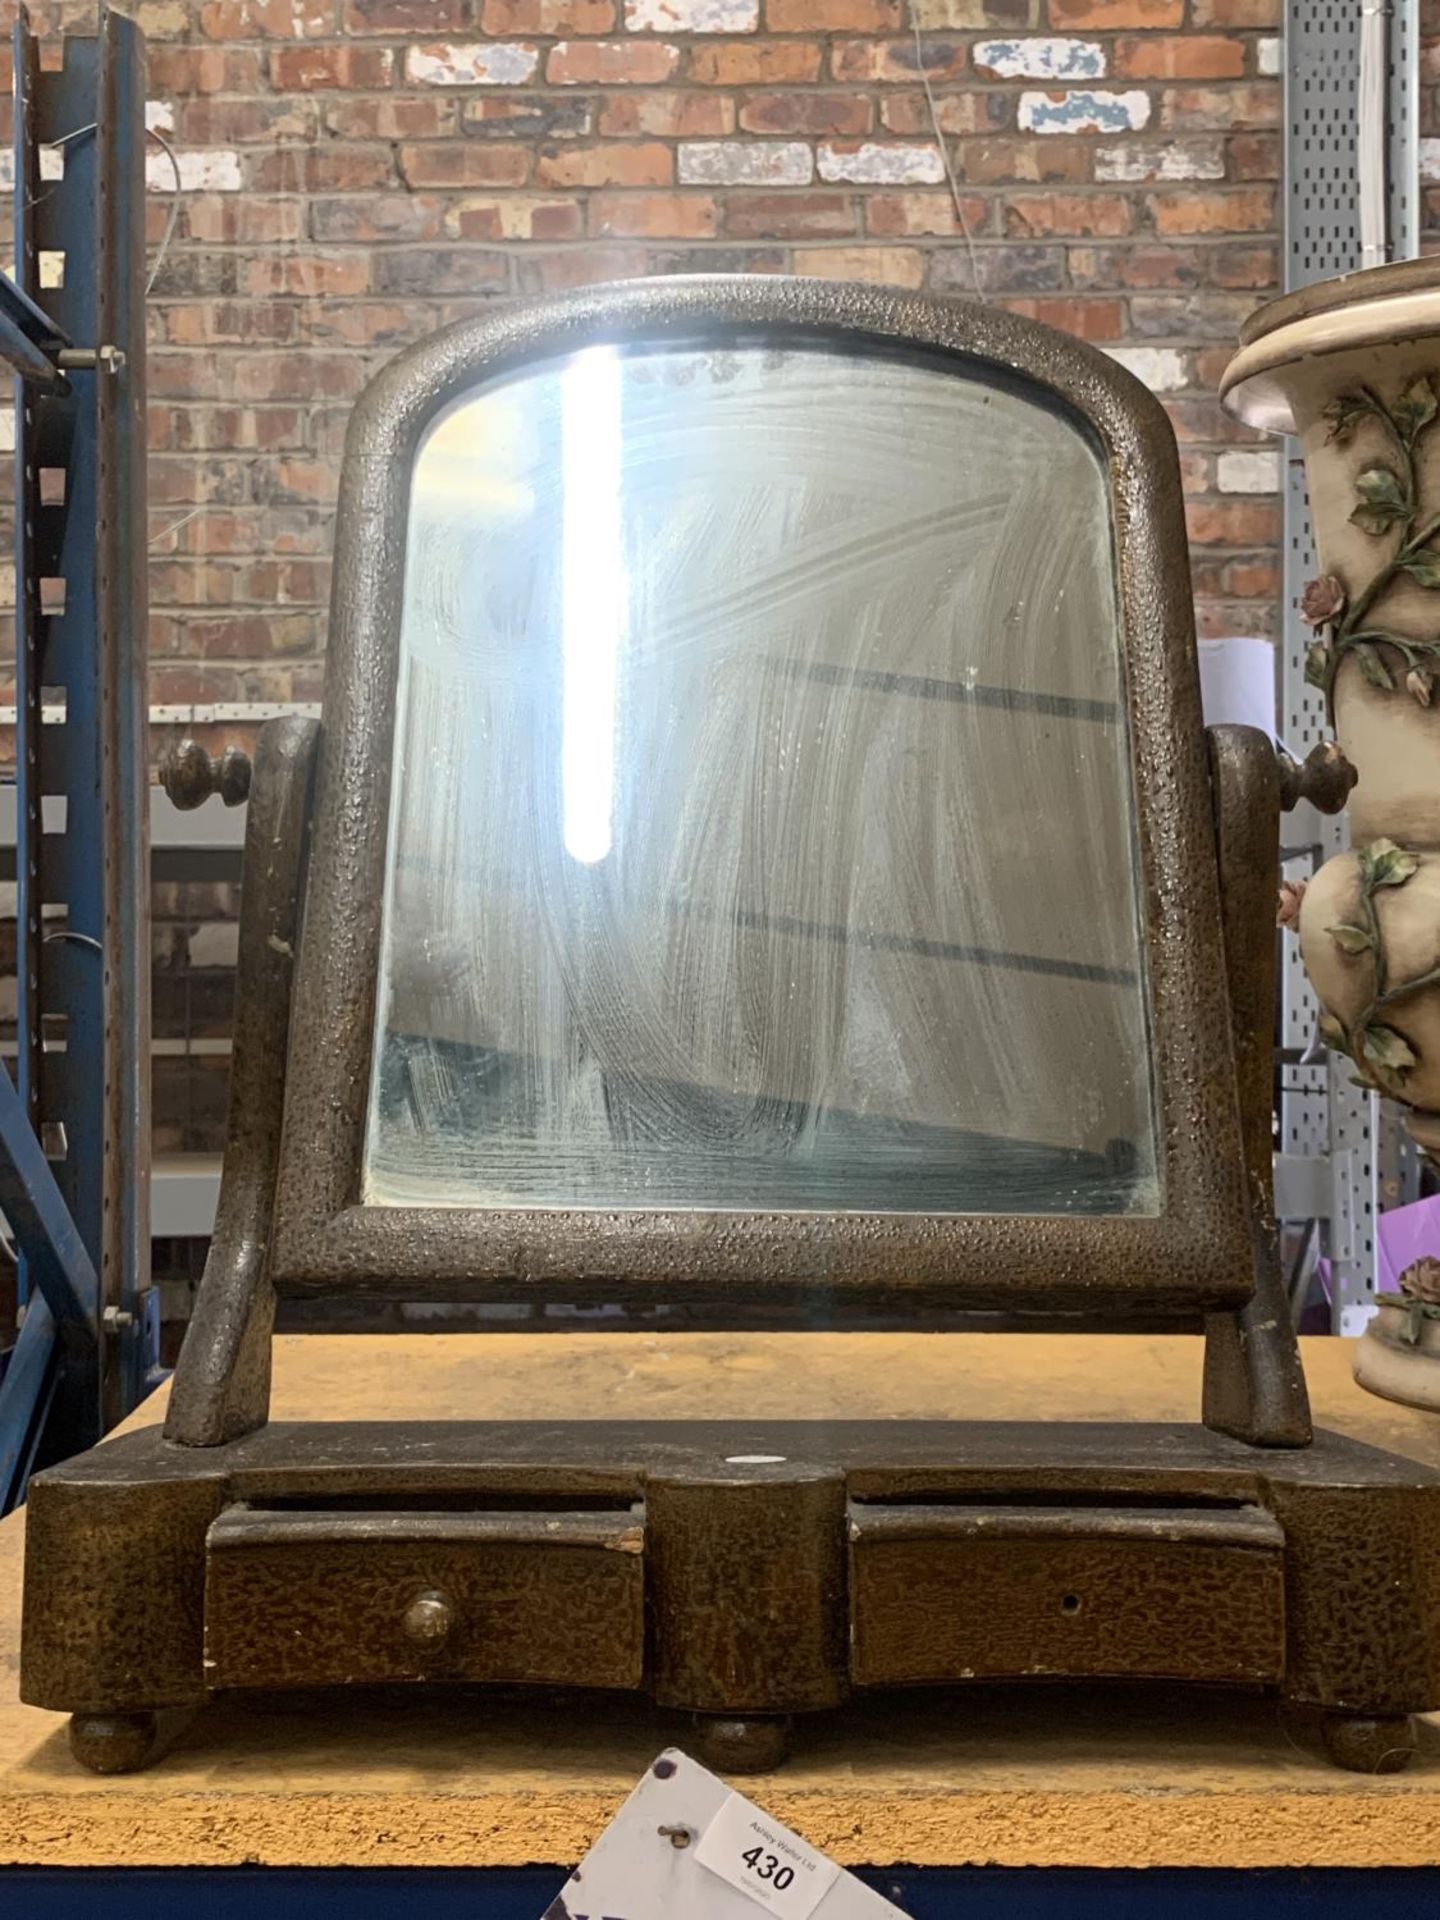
top-left (1279, 0), bottom-right (1420, 1330)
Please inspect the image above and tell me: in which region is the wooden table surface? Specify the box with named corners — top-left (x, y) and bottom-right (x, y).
top-left (4, 1330), bottom-right (1440, 1870)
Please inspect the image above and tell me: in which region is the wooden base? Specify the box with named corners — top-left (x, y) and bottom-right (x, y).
top-left (23, 1417), bottom-right (1440, 1777)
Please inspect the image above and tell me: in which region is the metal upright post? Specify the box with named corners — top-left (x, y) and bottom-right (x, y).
top-left (95, 8), bottom-right (152, 1423)
top-left (0, 4), bottom-right (151, 1497)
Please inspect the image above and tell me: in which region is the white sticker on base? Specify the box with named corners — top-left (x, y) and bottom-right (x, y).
top-left (695, 1789), bottom-right (841, 1919)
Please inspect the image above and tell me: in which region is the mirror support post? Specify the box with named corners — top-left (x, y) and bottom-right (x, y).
top-left (163, 717), bottom-right (319, 1447)
top-left (1202, 725), bottom-right (1313, 1448)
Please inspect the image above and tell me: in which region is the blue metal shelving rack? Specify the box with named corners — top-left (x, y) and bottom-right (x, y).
top-left (0, 3), bottom-right (151, 1509)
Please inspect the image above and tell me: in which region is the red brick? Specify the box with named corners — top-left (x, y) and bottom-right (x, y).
top-left (831, 37), bottom-right (967, 83)
top-left (547, 40), bottom-right (679, 83)
top-left (1190, 0), bottom-right (1278, 21)
top-left (1222, 556), bottom-right (1282, 598)
top-left (451, 193), bottom-right (587, 239)
top-left (996, 297), bottom-right (1125, 343)
top-left (740, 91), bottom-right (872, 135)
top-left (1004, 193), bottom-right (1133, 238)
top-left (1175, 451), bottom-right (1213, 495)
top-left (448, 194), bottom-right (586, 239)
top-left (243, 558), bottom-right (335, 605)
top-left (233, 357), bottom-right (375, 403)
top-left (163, 610), bottom-right (318, 655)
top-left (959, 136), bottom-right (1092, 185)
top-left (148, 404), bottom-right (310, 454)
top-left (265, 462), bottom-right (344, 506)
top-left (175, 98), bottom-right (319, 143)
top-left (162, 302), bottom-right (299, 348)
top-left (879, 91), bottom-right (1007, 135)
top-left (536, 140), bottom-right (673, 186)
top-left (589, 191), bottom-right (719, 236)
top-left (307, 194), bottom-right (446, 241)
top-left (648, 246), bottom-right (788, 275)
top-left (464, 96), bottom-right (595, 137)
top-left (323, 98), bottom-right (460, 140)
top-left (1070, 244), bottom-right (1201, 290)
top-left (182, 196), bottom-right (305, 245)
top-left (148, 46), bottom-right (264, 91)
top-left (482, 0), bottom-right (616, 28)
top-left (151, 665), bottom-right (251, 706)
top-left (768, 0), bottom-right (898, 25)
top-left (295, 301), bottom-right (427, 349)
top-left (246, 146), bottom-right (397, 192)
top-left (1207, 243), bottom-right (1279, 288)
top-left (370, 250), bottom-right (513, 295)
top-left (1160, 84), bottom-right (1277, 130)
top-left (198, 0), bottom-right (332, 35)
top-left (398, 143), bottom-right (532, 187)
top-left (269, 45), bottom-right (395, 90)
top-left (1049, 0), bottom-right (1181, 24)
top-left (516, 245), bottom-right (652, 290)
top-left (241, 253), bottom-right (374, 296)
top-left (1226, 132), bottom-right (1280, 178)
top-left (344, 0), bottom-right (469, 27)
top-left (723, 190), bottom-right (857, 238)
top-left (689, 41), bottom-right (822, 84)
top-left (866, 190), bottom-right (987, 235)
top-left (1130, 289), bottom-right (1258, 338)
top-left (599, 91), bottom-right (734, 136)
top-left (1185, 500), bottom-right (1281, 545)
top-left (792, 244), bottom-right (924, 286)
top-left (1149, 186), bottom-right (1274, 234)
top-left (931, 243), bottom-right (1065, 294)
top-left (1116, 35), bottom-right (1245, 78)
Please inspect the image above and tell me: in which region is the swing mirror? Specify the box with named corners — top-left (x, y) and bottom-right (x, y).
top-left (271, 280), bottom-right (1252, 1315)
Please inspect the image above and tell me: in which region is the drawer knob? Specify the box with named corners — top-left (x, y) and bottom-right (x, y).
top-left (402, 1588), bottom-right (455, 1645)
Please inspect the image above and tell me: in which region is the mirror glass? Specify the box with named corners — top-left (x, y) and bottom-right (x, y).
top-left (363, 341), bottom-right (1159, 1216)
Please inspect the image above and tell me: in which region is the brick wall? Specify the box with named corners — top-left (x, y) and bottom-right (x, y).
top-left (12, 0), bottom-right (1440, 1173)
top-left (12, 0), bottom-right (1289, 706)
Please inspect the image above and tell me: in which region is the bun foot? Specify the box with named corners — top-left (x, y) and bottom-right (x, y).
top-left (69, 1710), bottom-right (160, 1774)
top-left (693, 1713), bottom-right (792, 1774)
top-left (1319, 1711), bottom-right (1418, 1774)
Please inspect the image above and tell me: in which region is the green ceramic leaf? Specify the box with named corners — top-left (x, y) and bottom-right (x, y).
top-left (1352, 642), bottom-right (1394, 690)
top-left (1327, 922), bottom-right (1375, 955)
top-left (1318, 1013), bottom-right (1349, 1052)
top-left (1350, 466), bottom-right (1410, 534)
top-left (1323, 394), bottom-right (1372, 444)
top-left (1303, 643), bottom-right (1330, 688)
top-left (1401, 553), bottom-right (1440, 589)
top-left (1360, 1023), bottom-right (1417, 1093)
top-left (1355, 465), bottom-right (1407, 506)
top-left (1392, 374), bottom-right (1439, 443)
top-left (1360, 837), bottom-right (1420, 888)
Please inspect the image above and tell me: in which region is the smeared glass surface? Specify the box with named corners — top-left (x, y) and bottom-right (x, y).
top-left (363, 342), bottom-right (1158, 1215)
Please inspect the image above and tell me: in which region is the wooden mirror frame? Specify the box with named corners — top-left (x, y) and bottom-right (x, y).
top-left (269, 276), bottom-right (1252, 1316)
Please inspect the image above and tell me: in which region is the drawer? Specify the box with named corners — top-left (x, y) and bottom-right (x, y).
top-left (204, 1504), bottom-right (645, 1691)
top-left (849, 1501), bottom-right (1285, 1688)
